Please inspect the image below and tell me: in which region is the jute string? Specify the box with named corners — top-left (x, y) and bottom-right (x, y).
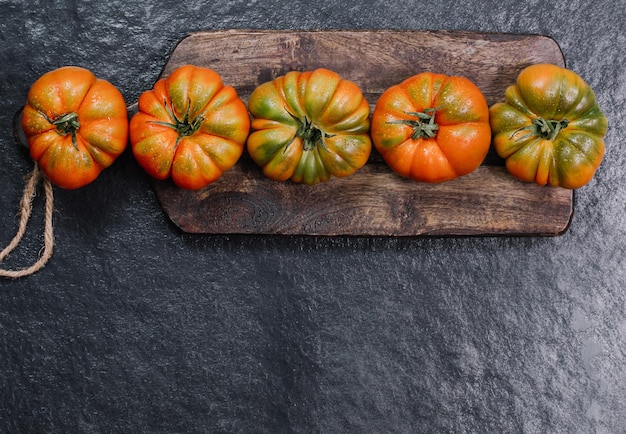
top-left (0, 163), bottom-right (54, 278)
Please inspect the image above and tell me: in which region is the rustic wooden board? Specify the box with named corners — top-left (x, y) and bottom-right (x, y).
top-left (151, 30), bottom-right (573, 236)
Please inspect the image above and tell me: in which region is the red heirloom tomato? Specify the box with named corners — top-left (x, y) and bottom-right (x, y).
top-left (21, 66), bottom-right (129, 189)
top-left (371, 72), bottom-right (491, 183)
top-left (489, 64), bottom-right (607, 189)
top-left (130, 65), bottom-right (250, 190)
top-left (246, 68), bottom-right (371, 185)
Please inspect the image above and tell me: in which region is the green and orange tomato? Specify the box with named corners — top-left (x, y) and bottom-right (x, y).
top-left (21, 66), bottom-right (129, 189)
top-left (489, 63), bottom-right (607, 189)
top-left (130, 64), bottom-right (250, 190)
top-left (246, 68), bottom-right (372, 185)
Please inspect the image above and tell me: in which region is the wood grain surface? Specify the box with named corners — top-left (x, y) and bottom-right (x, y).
top-left (151, 30), bottom-right (573, 236)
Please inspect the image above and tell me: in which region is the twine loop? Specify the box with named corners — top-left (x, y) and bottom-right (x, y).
top-left (0, 161), bottom-right (55, 278)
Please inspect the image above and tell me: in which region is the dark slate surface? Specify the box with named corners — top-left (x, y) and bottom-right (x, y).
top-left (1, 1), bottom-right (625, 432)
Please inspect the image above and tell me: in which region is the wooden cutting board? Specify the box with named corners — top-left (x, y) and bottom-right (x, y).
top-left (149, 30), bottom-right (573, 236)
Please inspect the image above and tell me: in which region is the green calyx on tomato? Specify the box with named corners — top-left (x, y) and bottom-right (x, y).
top-left (51, 112), bottom-right (80, 139)
top-left (290, 113), bottom-right (333, 152)
top-left (513, 116), bottom-right (570, 142)
top-left (152, 98), bottom-right (204, 146)
top-left (38, 111), bottom-right (81, 149)
top-left (388, 107), bottom-right (440, 140)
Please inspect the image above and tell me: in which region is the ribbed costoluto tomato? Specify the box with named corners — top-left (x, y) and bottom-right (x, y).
top-left (246, 68), bottom-right (371, 185)
top-left (21, 66), bottom-right (129, 189)
top-left (371, 72), bottom-right (491, 183)
top-left (130, 65), bottom-right (250, 190)
top-left (490, 63), bottom-right (607, 189)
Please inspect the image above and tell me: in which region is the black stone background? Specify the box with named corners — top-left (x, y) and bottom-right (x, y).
top-left (1, 1), bottom-right (625, 432)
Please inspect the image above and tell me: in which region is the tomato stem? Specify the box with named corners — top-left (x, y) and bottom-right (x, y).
top-left (512, 117), bottom-right (569, 142)
top-left (152, 98), bottom-right (204, 146)
top-left (388, 107), bottom-right (439, 140)
top-left (533, 117), bottom-right (569, 141)
top-left (289, 113), bottom-right (331, 152)
top-left (40, 111), bottom-right (81, 149)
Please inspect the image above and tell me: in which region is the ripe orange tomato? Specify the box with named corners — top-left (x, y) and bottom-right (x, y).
top-left (130, 65), bottom-right (250, 190)
top-left (371, 72), bottom-right (491, 183)
top-left (21, 66), bottom-right (129, 189)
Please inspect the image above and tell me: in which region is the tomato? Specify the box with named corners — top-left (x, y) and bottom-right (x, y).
top-left (371, 72), bottom-right (490, 183)
top-left (246, 68), bottom-right (371, 185)
top-left (21, 66), bottom-right (129, 190)
top-left (489, 63), bottom-right (607, 189)
top-left (130, 65), bottom-right (250, 190)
